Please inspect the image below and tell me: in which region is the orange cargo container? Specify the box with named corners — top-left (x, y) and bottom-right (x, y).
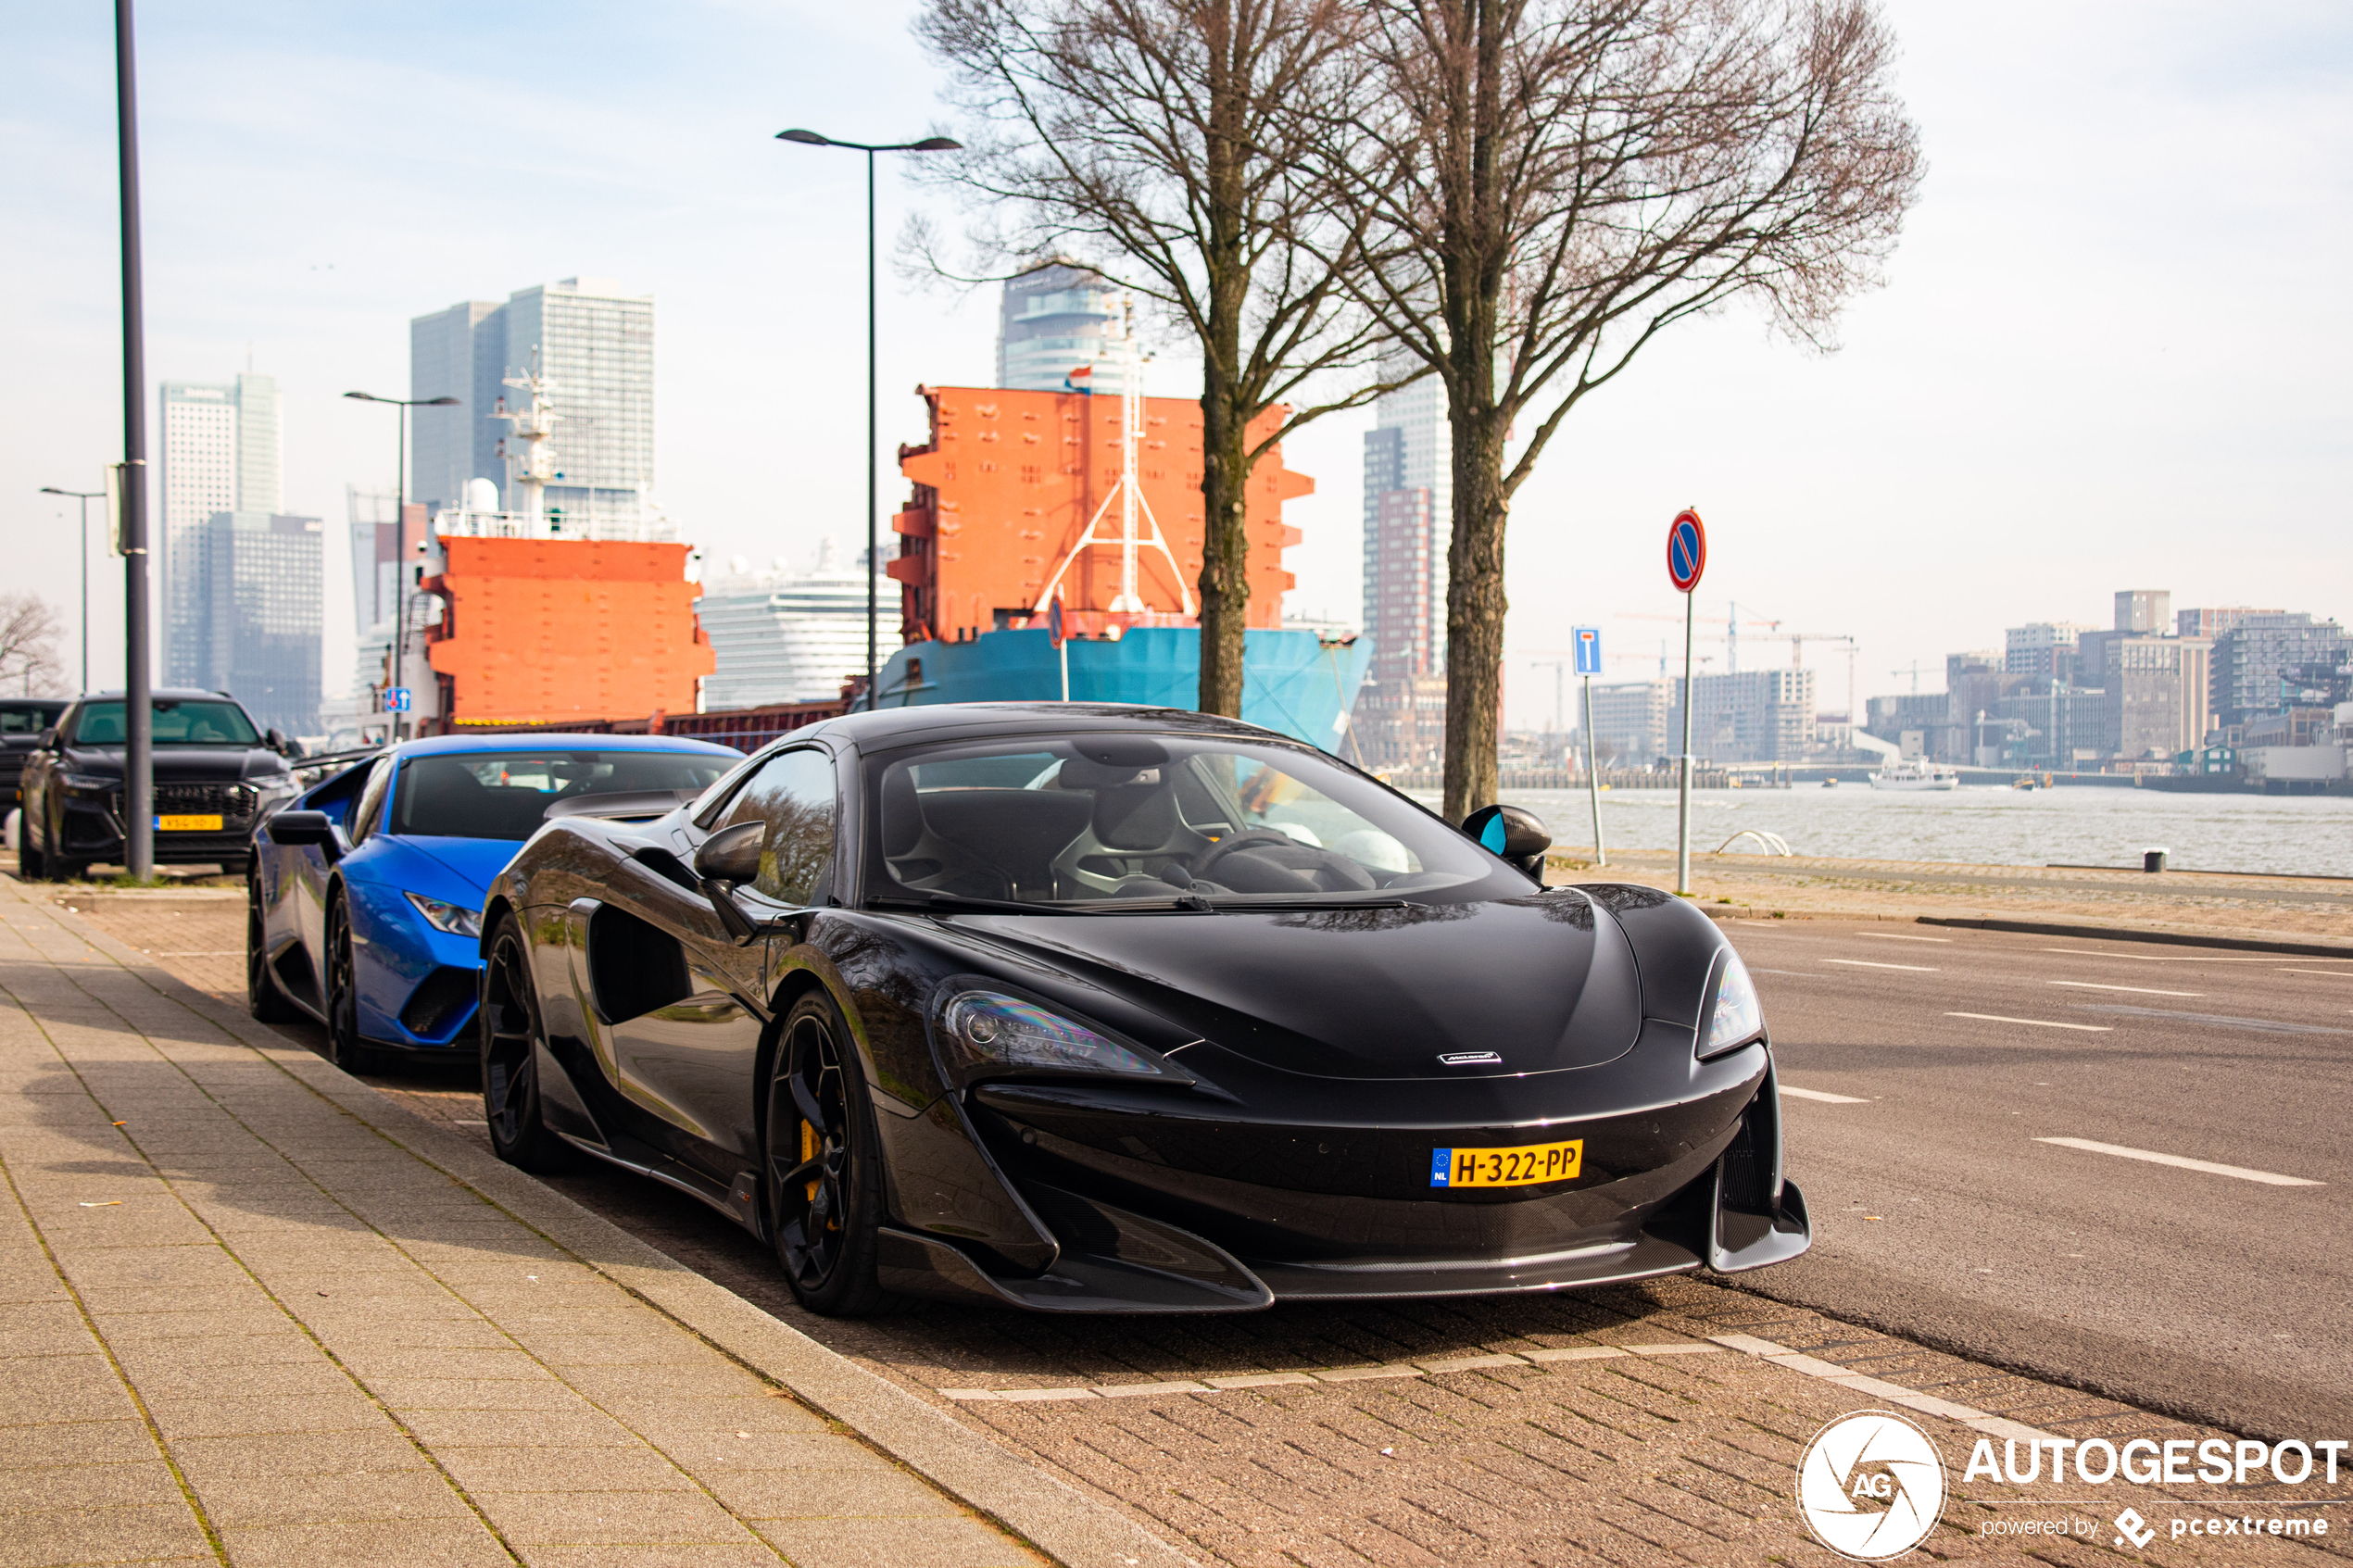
top-left (891, 385), bottom-right (1311, 644)
top-left (422, 536), bottom-right (716, 727)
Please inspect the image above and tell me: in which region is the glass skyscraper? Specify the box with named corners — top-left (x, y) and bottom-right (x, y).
top-left (409, 278), bottom-right (658, 538)
top-left (198, 511), bottom-right (322, 735)
top-left (996, 260), bottom-right (1131, 395)
top-left (159, 373), bottom-right (281, 687)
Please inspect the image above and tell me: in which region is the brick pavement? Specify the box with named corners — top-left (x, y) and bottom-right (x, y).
top-left (40, 875), bottom-right (2353, 1566)
top-left (0, 877), bottom-right (1070, 1568)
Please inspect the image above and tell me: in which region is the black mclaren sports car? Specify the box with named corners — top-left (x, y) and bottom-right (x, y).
top-left (479, 702), bottom-right (1809, 1316)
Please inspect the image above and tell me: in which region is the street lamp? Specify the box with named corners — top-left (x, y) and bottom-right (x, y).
top-left (344, 391), bottom-right (459, 738)
top-left (774, 127), bottom-right (962, 706)
top-left (38, 487), bottom-right (103, 692)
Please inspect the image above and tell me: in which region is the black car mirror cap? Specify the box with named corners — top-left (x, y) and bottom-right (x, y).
top-left (265, 809), bottom-right (343, 862)
top-left (36, 728), bottom-right (57, 750)
top-left (694, 820), bottom-right (763, 884)
top-left (1461, 803), bottom-right (1552, 874)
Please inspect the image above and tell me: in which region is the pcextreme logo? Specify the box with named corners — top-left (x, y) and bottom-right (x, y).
top-left (1796, 1411), bottom-right (1948, 1561)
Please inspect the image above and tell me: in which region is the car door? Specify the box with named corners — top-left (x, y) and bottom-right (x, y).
top-left (588, 746), bottom-right (838, 1182)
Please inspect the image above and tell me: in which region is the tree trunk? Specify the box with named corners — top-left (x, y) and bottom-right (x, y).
top-left (1197, 376), bottom-right (1250, 717)
top-left (1442, 398), bottom-right (1508, 822)
top-left (1193, 0), bottom-right (1250, 719)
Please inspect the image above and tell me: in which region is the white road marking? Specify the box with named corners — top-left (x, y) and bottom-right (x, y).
top-left (1857, 933), bottom-right (1953, 943)
top-left (1824, 959), bottom-right (1939, 972)
top-left (1944, 1012), bottom-right (2111, 1032)
top-left (2034, 1137), bottom-right (2324, 1187)
top-left (1708, 1334), bottom-right (2047, 1440)
top-left (2048, 981), bottom-right (2204, 997)
top-left (2279, 969), bottom-right (2353, 979)
top-left (2038, 947), bottom-right (2275, 963)
top-left (1781, 1085), bottom-right (1870, 1104)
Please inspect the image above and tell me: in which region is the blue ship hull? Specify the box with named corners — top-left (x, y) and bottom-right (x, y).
top-left (862, 627), bottom-right (1371, 751)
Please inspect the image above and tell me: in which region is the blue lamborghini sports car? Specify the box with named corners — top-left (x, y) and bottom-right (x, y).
top-left (247, 733), bottom-right (742, 1073)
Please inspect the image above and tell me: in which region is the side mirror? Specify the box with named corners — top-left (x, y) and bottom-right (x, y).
top-left (36, 728), bottom-right (57, 750)
top-left (266, 809), bottom-right (343, 863)
top-left (692, 821), bottom-right (765, 944)
top-left (266, 726), bottom-right (291, 754)
top-left (1462, 803), bottom-right (1551, 876)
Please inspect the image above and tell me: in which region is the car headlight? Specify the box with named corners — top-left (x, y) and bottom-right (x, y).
top-left (59, 771), bottom-right (116, 791)
top-left (933, 987), bottom-right (1192, 1086)
top-left (1699, 949), bottom-right (1766, 1060)
top-left (404, 891), bottom-right (483, 938)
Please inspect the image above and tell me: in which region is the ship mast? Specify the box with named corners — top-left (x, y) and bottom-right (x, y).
top-left (493, 352), bottom-right (560, 535)
top-left (1032, 301), bottom-right (1195, 619)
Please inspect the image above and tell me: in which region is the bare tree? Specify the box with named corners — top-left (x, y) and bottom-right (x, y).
top-left (0, 596), bottom-right (68, 698)
top-left (1331, 0), bottom-right (1920, 818)
top-left (915, 0), bottom-right (1415, 716)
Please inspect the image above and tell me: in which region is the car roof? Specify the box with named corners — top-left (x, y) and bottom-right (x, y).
top-left (70, 689), bottom-right (247, 703)
top-left (805, 701), bottom-right (1297, 750)
top-left (390, 732), bottom-right (743, 758)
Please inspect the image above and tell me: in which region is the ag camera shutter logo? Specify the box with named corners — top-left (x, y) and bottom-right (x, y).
top-left (1796, 1411), bottom-right (1948, 1560)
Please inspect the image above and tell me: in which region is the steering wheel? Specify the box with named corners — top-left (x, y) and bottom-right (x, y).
top-left (1189, 828), bottom-right (1308, 882)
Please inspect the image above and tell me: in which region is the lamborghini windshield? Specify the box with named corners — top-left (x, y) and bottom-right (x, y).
top-left (866, 734), bottom-right (1503, 908)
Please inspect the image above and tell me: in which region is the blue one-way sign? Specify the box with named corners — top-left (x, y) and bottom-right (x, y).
top-left (1573, 627), bottom-right (1603, 676)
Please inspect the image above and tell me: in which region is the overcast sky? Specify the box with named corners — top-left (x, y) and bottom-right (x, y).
top-left (6, 0), bottom-right (2347, 726)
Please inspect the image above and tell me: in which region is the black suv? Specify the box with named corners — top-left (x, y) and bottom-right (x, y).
top-left (1, 698), bottom-right (70, 813)
top-left (19, 690), bottom-right (305, 881)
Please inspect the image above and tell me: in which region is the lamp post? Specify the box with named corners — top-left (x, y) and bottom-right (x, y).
top-left (115, 0), bottom-right (153, 879)
top-left (343, 391), bottom-right (459, 739)
top-left (38, 487), bottom-right (102, 692)
top-left (774, 127), bottom-right (962, 705)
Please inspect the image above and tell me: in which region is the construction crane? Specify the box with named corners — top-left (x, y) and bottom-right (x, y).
top-left (1890, 660), bottom-right (1935, 695)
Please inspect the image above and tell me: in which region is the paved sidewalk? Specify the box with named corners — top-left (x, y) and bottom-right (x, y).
top-left (0, 877), bottom-right (1166, 1568)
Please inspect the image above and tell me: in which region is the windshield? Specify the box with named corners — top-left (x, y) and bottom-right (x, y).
top-left (391, 749), bottom-right (736, 841)
top-left (0, 704), bottom-right (63, 735)
top-left (868, 734), bottom-right (1504, 908)
top-left (70, 699), bottom-right (261, 747)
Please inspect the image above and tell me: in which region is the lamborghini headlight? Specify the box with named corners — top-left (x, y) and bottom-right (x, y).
top-left (1699, 949), bottom-right (1766, 1060)
top-left (933, 987), bottom-right (1191, 1086)
top-left (404, 891), bottom-right (483, 938)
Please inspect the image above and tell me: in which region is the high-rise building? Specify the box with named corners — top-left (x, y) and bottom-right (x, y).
top-left (2176, 605), bottom-right (2284, 641)
top-left (2004, 621), bottom-right (2095, 681)
top-left (2101, 634), bottom-right (2209, 760)
top-left (197, 511), bottom-right (321, 735)
top-left (2210, 614), bottom-right (2350, 727)
top-left (1586, 679), bottom-right (1677, 764)
top-left (409, 278), bottom-right (659, 538)
top-left (1349, 362), bottom-right (1450, 766)
top-left (996, 259), bottom-right (1131, 395)
top-left (159, 373), bottom-right (281, 686)
top-left (1671, 669), bottom-right (1817, 764)
top-left (2115, 589), bottom-right (2171, 633)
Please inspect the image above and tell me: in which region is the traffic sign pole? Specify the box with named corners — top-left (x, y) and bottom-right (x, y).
top-left (1572, 626), bottom-right (1605, 867)
top-left (1666, 509), bottom-right (1706, 897)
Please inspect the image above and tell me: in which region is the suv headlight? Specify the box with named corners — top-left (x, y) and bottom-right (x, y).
top-left (404, 891), bottom-right (483, 938)
top-left (1698, 949), bottom-right (1766, 1060)
top-left (59, 771), bottom-right (116, 791)
top-left (932, 985), bottom-right (1192, 1087)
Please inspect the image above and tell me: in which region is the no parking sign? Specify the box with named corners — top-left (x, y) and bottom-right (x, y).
top-left (1667, 508), bottom-right (1705, 593)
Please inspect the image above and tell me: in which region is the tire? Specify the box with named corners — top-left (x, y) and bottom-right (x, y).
top-left (480, 911), bottom-right (578, 1173)
top-left (18, 828), bottom-right (42, 881)
top-left (323, 893), bottom-right (392, 1076)
top-left (765, 991), bottom-right (900, 1318)
top-left (245, 872), bottom-right (301, 1023)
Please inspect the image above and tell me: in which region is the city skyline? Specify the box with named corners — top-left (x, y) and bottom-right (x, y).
top-left (3, 1), bottom-right (2348, 734)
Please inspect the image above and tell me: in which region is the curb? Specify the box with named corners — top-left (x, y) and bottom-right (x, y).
top-left (1915, 914), bottom-right (2353, 959)
top-left (27, 881), bottom-right (1197, 1568)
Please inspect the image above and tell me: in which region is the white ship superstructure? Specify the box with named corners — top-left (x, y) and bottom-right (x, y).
top-left (698, 541), bottom-right (872, 707)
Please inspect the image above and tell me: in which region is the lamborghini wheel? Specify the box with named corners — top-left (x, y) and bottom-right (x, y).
top-left (245, 871), bottom-right (300, 1023)
top-left (323, 894), bottom-right (390, 1076)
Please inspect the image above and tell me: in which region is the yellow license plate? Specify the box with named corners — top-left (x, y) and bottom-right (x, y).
top-left (156, 814), bottom-right (223, 832)
top-left (1430, 1139), bottom-right (1583, 1188)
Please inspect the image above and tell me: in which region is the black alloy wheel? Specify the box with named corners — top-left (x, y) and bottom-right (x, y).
top-left (765, 993), bottom-right (897, 1317)
top-left (245, 871), bottom-right (299, 1023)
top-left (480, 911), bottom-right (575, 1173)
top-left (41, 809), bottom-right (82, 883)
top-left (323, 894), bottom-right (388, 1076)
top-left (17, 813), bottom-right (43, 880)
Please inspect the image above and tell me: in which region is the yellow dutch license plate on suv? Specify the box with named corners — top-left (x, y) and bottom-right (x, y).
top-left (156, 814), bottom-right (223, 832)
top-left (1429, 1139), bottom-right (1582, 1188)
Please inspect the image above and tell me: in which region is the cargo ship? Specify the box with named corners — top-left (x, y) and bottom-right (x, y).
top-left (862, 340), bottom-right (1368, 749)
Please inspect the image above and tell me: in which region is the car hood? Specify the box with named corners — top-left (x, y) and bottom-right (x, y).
top-left (950, 890), bottom-right (1644, 1082)
top-left (384, 835), bottom-right (530, 901)
top-left (59, 746), bottom-right (286, 783)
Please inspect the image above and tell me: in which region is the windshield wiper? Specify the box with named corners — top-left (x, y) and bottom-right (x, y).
top-left (866, 892), bottom-right (1220, 916)
top-left (1200, 897), bottom-right (1410, 912)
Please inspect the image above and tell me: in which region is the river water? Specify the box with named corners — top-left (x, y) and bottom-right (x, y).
top-left (1424, 785), bottom-right (2353, 879)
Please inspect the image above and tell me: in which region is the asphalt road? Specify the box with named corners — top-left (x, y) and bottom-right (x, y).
top-left (1726, 918), bottom-right (2353, 1440)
